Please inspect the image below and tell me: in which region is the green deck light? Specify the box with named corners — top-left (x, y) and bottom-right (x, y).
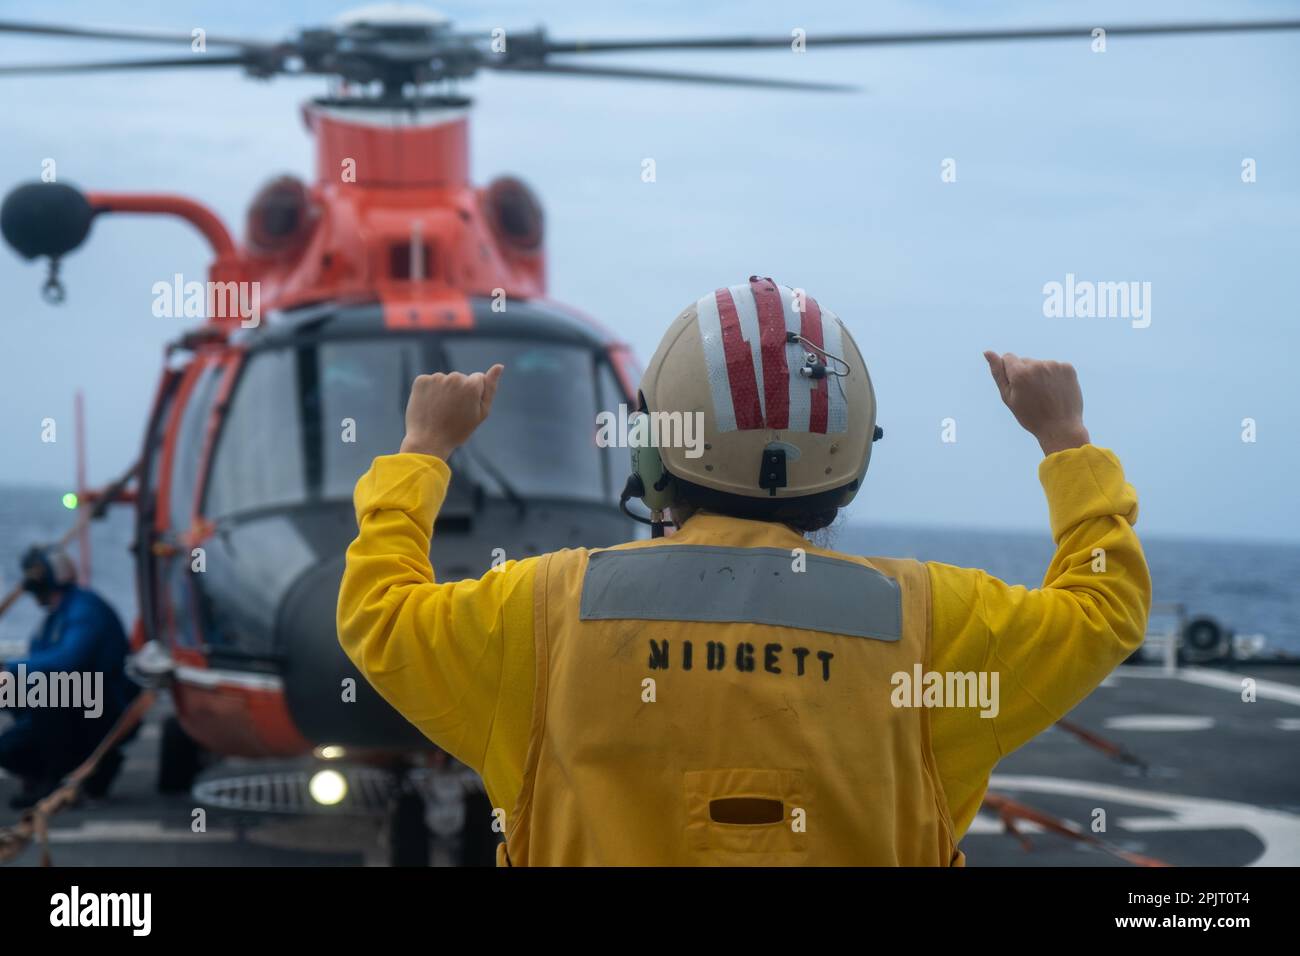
top-left (62, 492), bottom-right (78, 510)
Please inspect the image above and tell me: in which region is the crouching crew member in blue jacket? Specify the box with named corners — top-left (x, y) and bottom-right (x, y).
top-left (0, 546), bottom-right (140, 811)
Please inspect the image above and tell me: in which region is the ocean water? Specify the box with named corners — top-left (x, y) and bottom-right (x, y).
top-left (1, 485), bottom-right (1296, 655)
top-left (830, 522), bottom-right (1300, 654)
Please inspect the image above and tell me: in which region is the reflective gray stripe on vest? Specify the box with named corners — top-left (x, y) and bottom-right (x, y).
top-left (579, 545), bottom-right (901, 641)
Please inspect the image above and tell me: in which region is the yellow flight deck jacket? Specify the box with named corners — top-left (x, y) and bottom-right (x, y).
top-left (338, 444), bottom-right (1150, 865)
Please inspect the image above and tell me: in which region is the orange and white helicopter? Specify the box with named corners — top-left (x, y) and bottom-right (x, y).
top-left (2, 5), bottom-right (1296, 863)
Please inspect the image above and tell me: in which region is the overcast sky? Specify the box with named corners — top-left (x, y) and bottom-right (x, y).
top-left (0, 0), bottom-right (1297, 542)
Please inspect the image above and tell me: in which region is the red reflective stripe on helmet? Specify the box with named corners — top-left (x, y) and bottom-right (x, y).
top-left (802, 295), bottom-right (829, 434)
top-left (750, 276), bottom-right (789, 430)
top-left (716, 287), bottom-right (763, 429)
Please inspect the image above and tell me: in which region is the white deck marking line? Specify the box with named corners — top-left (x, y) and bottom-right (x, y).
top-left (1103, 715), bottom-right (1216, 731)
top-left (966, 816), bottom-right (1047, 836)
top-left (45, 821), bottom-right (238, 843)
top-left (991, 774), bottom-right (1300, 866)
top-left (1112, 665), bottom-right (1300, 706)
top-left (174, 665), bottom-right (283, 692)
top-left (1177, 666), bottom-right (1300, 707)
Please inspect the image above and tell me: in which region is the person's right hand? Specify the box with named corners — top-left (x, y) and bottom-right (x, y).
top-left (399, 365), bottom-right (504, 460)
top-left (983, 351), bottom-right (1091, 456)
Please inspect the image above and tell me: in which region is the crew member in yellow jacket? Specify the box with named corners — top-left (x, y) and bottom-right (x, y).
top-left (338, 278), bottom-right (1151, 866)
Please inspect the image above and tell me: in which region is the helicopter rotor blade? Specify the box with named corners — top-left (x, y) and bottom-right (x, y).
top-left (0, 19), bottom-right (267, 49)
top-left (538, 19), bottom-right (1300, 55)
top-left (0, 55), bottom-right (261, 76)
top-left (2, 17), bottom-right (1297, 88)
top-left (490, 61), bottom-right (857, 92)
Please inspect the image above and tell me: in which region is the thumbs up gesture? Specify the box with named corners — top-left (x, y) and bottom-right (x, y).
top-left (983, 352), bottom-right (1090, 456)
top-left (400, 364), bottom-right (505, 460)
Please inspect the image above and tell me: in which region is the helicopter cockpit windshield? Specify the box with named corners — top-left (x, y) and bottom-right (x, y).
top-left (204, 328), bottom-right (627, 524)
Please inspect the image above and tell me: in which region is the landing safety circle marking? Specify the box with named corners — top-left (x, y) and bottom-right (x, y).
top-left (987, 774), bottom-right (1300, 866)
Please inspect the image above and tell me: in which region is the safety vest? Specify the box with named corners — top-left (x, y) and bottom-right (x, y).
top-left (500, 513), bottom-right (962, 866)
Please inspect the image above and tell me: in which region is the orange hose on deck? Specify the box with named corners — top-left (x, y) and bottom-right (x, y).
top-left (982, 791), bottom-right (1170, 867)
top-left (0, 690), bottom-right (157, 866)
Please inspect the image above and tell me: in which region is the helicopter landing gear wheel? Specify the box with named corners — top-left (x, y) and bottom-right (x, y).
top-left (387, 775), bottom-right (431, 867)
top-left (458, 784), bottom-right (501, 867)
top-left (157, 715), bottom-right (206, 794)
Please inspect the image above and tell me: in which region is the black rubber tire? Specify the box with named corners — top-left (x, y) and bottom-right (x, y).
top-left (458, 785), bottom-right (503, 866)
top-left (156, 715), bottom-right (205, 794)
top-left (389, 784), bottom-right (430, 867)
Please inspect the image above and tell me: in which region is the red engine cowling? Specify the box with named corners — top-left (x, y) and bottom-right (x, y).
top-left (482, 175), bottom-right (545, 290)
top-left (246, 175), bottom-right (319, 259)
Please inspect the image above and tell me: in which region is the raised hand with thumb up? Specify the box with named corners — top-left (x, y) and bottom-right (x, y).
top-left (983, 351), bottom-right (1090, 456)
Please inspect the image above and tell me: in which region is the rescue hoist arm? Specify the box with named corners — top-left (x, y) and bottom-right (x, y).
top-left (1, 181), bottom-right (240, 306)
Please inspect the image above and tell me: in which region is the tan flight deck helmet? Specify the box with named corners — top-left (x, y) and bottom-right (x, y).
top-left (624, 277), bottom-right (881, 533)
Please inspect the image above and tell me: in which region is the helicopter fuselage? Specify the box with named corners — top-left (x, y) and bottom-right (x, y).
top-left (8, 95), bottom-right (642, 758)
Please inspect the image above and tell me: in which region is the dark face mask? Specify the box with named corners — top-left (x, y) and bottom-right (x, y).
top-left (22, 577), bottom-right (56, 603)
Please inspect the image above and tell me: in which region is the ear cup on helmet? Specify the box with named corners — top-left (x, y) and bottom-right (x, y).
top-left (627, 411), bottom-right (676, 510)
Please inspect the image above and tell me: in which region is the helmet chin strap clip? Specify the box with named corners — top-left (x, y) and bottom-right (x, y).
top-left (758, 448), bottom-right (788, 497)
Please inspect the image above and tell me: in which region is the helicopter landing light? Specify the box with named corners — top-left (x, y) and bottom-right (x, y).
top-left (309, 769), bottom-right (348, 806)
top-left (193, 766), bottom-right (483, 816)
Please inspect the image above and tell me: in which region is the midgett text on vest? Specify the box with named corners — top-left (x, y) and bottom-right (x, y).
top-left (891, 665), bottom-right (999, 718)
top-left (0, 666), bottom-right (104, 718)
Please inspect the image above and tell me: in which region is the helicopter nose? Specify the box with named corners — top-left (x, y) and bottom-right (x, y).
top-left (277, 554), bottom-right (431, 749)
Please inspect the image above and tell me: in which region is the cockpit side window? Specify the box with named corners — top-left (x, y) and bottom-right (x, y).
top-left (168, 362), bottom-right (222, 532)
top-left (596, 360), bottom-right (631, 502)
top-left (204, 348), bottom-right (306, 521)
